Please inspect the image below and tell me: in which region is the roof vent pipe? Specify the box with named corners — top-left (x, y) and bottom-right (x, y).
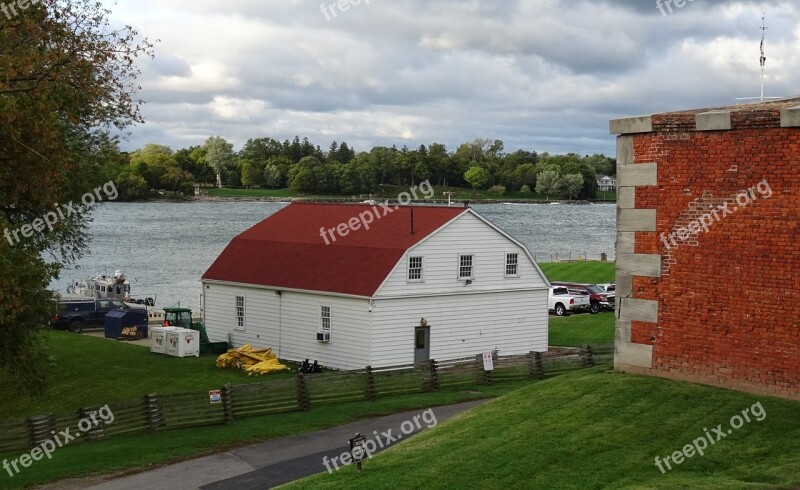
top-left (410, 207), bottom-right (415, 235)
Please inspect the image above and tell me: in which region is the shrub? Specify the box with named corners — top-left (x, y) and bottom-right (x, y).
top-left (488, 185), bottom-right (507, 196)
top-left (520, 184), bottom-right (531, 193)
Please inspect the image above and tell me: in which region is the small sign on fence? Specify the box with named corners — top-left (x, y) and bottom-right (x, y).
top-left (209, 389), bottom-right (221, 404)
top-left (482, 352), bottom-right (494, 371)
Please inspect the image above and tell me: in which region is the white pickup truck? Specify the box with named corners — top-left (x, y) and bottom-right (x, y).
top-left (548, 286), bottom-right (591, 316)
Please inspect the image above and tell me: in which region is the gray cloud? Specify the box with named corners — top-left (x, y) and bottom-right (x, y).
top-left (109, 0), bottom-right (800, 156)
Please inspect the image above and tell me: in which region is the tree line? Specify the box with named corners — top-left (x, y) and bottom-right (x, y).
top-left (104, 136), bottom-right (616, 200)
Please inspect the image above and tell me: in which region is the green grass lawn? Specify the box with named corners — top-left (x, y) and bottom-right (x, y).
top-left (0, 331), bottom-right (296, 419)
top-left (285, 368), bottom-right (800, 490)
top-left (539, 260), bottom-right (615, 284)
top-left (0, 381), bottom-right (532, 488)
top-left (549, 312), bottom-right (615, 347)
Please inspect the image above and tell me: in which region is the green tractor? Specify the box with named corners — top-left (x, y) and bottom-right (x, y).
top-left (162, 307), bottom-right (229, 355)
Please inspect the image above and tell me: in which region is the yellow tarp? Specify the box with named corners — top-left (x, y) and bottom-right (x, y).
top-left (216, 344), bottom-right (290, 375)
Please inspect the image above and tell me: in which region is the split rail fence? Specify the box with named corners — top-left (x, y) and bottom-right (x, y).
top-left (0, 345), bottom-right (611, 453)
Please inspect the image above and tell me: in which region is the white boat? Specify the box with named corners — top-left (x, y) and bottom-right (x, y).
top-left (64, 270), bottom-right (164, 324)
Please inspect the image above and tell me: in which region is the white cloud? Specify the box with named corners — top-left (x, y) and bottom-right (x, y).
top-left (107, 0), bottom-right (800, 155)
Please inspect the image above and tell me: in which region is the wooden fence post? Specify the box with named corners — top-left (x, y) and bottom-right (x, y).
top-left (579, 345), bottom-right (595, 368)
top-left (427, 359), bottom-right (439, 391)
top-left (295, 373), bottom-right (311, 411)
top-left (77, 407), bottom-right (105, 441)
top-left (475, 354), bottom-right (491, 385)
top-left (528, 351), bottom-right (544, 379)
top-left (144, 394), bottom-right (165, 432)
top-left (364, 366), bottom-right (378, 401)
top-left (27, 414), bottom-right (56, 448)
top-left (221, 384), bottom-right (235, 423)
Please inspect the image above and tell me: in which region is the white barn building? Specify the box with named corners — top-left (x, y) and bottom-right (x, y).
top-left (201, 203), bottom-right (549, 370)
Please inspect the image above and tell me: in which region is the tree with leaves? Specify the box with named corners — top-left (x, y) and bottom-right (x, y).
top-left (464, 166), bottom-right (489, 192)
top-left (203, 136), bottom-right (234, 188)
top-left (535, 170), bottom-right (560, 200)
top-left (0, 0), bottom-right (153, 393)
top-left (559, 174), bottom-right (585, 200)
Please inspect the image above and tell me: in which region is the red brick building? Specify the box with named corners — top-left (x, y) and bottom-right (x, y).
top-left (610, 98), bottom-right (800, 400)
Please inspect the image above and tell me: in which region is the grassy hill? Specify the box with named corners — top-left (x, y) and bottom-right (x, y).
top-left (549, 312), bottom-right (614, 346)
top-left (284, 368), bottom-right (800, 489)
top-left (0, 331), bottom-right (296, 419)
top-left (539, 260), bottom-right (615, 284)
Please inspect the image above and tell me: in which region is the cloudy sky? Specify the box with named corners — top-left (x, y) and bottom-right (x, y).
top-left (107, 0), bottom-right (800, 157)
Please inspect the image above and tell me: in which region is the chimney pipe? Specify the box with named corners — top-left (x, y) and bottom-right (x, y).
top-left (410, 207), bottom-right (415, 235)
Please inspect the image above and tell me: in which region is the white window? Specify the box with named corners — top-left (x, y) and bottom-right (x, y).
top-left (459, 255), bottom-right (473, 279)
top-left (320, 305), bottom-right (331, 333)
top-left (505, 253), bottom-right (519, 277)
top-left (319, 305), bottom-right (331, 343)
top-left (235, 296), bottom-right (245, 330)
top-left (408, 256), bottom-right (424, 282)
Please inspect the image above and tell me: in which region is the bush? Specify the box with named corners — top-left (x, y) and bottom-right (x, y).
top-left (520, 184), bottom-right (531, 193)
top-left (488, 185), bottom-right (506, 196)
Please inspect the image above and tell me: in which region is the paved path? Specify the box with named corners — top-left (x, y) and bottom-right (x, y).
top-left (83, 400), bottom-right (485, 490)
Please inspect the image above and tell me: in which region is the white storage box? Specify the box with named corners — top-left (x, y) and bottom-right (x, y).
top-left (150, 327), bottom-right (167, 354)
top-left (166, 328), bottom-right (200, 358)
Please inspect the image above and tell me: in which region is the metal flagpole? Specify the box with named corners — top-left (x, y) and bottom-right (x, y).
top-left (736, 12), bottom-right (782, 104)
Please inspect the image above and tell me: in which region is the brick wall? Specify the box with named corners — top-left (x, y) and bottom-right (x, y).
top-left (610, 99), bottom-right (800, 400)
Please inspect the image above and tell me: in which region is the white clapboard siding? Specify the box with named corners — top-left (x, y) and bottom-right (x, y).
top-left (370, 290), bottom-right (548, 367)
top-left (375, 211), bottom-right (547, 298)
top-left (203, 283), bottom-right (372, 370)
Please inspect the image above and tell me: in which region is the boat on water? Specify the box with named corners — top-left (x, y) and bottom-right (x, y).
top-left (62, 270), bottom-right (165, 325)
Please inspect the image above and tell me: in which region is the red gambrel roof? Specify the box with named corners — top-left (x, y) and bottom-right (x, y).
top-left (202, 203), bottom-right (466, 297)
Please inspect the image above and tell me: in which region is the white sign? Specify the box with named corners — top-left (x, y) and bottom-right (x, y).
top-left (209, 389), bottom-right (221, 404)
top-left (482, 352), bottom-right (494, 371)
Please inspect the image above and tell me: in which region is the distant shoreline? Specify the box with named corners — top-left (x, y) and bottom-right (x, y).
top-left (191, 195), bottom-right (616, 205)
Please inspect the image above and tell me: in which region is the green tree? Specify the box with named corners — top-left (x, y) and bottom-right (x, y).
top-left (0, 0), bottom-right (153, 393)
top-left (115, 170), bottom-right (150, 199)
top-left (263, 165), bottom-right (282, 189)
top-left (514, 163), bottom-right (539, 191)
top-left (464, 166), bottom-right (489, 192)
top-left (535, 170), bottom-right (560, 200)
top-left (559, 174), bottom-right (585, 200)
top-left (204, 136), bottom-right (234, 188)
top-left (289, 166), bottom-right (315, 194)
top-left (584, 153), bottom-right (616, 176)
top-left (174, 147), bottom-right (214, 184)
top-left (239, 159), bottom-right (252, 188)
top-left (427, 143), bottom-right (451, 186)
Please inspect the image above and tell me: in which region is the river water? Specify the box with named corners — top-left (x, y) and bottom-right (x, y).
top-left (49, 202), bottom-right (616, 309)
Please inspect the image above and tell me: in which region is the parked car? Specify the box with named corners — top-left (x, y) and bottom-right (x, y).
top-left (548, 286), bottom-right (591, 316)
top-left (595, 283), bottom-right (615, 293)
top-left (551, 282), bottom-right (615, 314)
top-left (51, 298), bottom-right (143, 333)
